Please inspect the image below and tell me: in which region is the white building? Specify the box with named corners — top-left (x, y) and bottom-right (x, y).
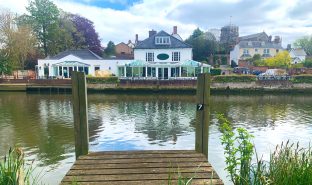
top-left (289, 48), bottom-right (307, 64)
top-left (37, 27), bottom-right (210, 79)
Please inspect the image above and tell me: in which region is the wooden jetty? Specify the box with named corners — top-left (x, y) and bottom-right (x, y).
top-left (61, 72), bottom-right (223, 185)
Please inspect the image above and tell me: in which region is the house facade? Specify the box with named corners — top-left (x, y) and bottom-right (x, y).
top-left (230, 32), bottom-right (284, 65)
top-left (289, 48), bottom-right (307, 64)
top-left (117, 29), bottom-right (210, 79)
top-left (37, 27), bottom-right (210, 79)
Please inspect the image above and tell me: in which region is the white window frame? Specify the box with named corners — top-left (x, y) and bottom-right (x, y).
top-left (264, 48), bottom-right (270, 54)
top-left (243, 49), bottom-right (249, 54)
top-left (146, 52), bottom-right (154, 62)
top-left (155, 36), bottom-right (171, 45)
top-left (172, 52), bottom-right (180, 61)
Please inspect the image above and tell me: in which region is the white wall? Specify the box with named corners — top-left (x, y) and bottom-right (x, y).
top-left (134, 48), bottom-right (193, 62)
top-left (230, 45), bottom-right (240, 65)
top-left (37, 54), bottom-right (131, 78)
top-left (290, 51), bottom-right (306, 64)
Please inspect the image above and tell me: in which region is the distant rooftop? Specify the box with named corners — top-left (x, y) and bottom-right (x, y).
top-left (47, 49), bottom-right (103, 60)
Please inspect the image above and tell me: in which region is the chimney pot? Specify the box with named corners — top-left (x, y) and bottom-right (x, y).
top-left (149, 30), bottom-right (157, 37)
top-left (173, 26), bottom-right (177, 34)
top-left (135, 34), bottom-right (138, 43)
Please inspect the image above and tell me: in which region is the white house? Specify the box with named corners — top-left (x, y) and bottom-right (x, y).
top-left (289, 48), bottom-right (307, 64)
top-left (117, 28), bottom-right (210, 79)
top-left (37, 27), bottom-right (210, 79)
top-left (37, 50), bottom-right (131, 78)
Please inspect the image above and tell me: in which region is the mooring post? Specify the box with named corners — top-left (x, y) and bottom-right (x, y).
top-left (72, 71), bottom-right (89, 159)
top-left (195, 73), bottom-right (211, 158)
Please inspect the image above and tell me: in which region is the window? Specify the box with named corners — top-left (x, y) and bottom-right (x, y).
top-left (264, 48), bottom-right (270, 54)
top-left (94, 66), bottom-right (100, 71)
top-left (255, 48), bottom-right (258, 52)
top-left (172, 52), bottom-right (180, 61)
top-left (276, 49), bottom-right (279, 53)
top-left (155, 36), bottom-right (170, 45)
top-left (146, 52), bottom-right (154, 62)
top-left (243, 49), bottom-right (249, 54)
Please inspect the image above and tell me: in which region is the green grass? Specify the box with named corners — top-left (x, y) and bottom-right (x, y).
top-left (0, 147), bottom-right (39, 185)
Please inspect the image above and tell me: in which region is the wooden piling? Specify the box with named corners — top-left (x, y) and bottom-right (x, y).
top-left (195, 73), bottom-right (211, 158)
top-left (72, 72), bottom-right (89, 159)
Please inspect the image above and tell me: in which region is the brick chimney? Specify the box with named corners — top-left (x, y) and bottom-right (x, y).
top-left (135, 34), bottom-right (138, 43)
top-left (173, 26), bottom-right (177, 34)
top-left (149, 30), bottom-right (157, 37)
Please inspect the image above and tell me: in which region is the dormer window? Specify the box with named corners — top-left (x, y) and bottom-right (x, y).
top-left (155, 36), bottom-right (171, 45)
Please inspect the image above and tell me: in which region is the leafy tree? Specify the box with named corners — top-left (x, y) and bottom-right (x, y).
top-left (248, 54), bottom-right (265, 66)
top-left (185, 28), bottom-right (218, 61)
top-left (302, 59), bottom-right (312, 68)
top-left (70, 14), bottom-right (102, 56)
top-left (24, 0), bottom-right (60, 57)
top-left (294, 36), bottom-right (312, 56)
top-left (264, 51), bottom-right (291, 68)
top-left (0, 51), bottom-right (12, 75)
top-left (104, 41), bottom-right (116, 56)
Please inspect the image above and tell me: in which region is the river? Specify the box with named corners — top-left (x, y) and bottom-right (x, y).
top-left (0, 92), bottom-right (311, 184)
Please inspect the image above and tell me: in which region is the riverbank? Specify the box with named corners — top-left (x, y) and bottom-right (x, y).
top-left (1, 81), bottom-right (312, 94)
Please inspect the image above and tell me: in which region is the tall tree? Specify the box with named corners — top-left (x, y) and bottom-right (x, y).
top-left (294, 36), bottom-right (312, 56)
top-left (24, 0), bottom-right (60, 57)
top-left (185, 28), bottom-right (218, 62)
top-left (69, 14), bottom-right (102, 56)
top-left (104, 41), bottom-right (116, 56)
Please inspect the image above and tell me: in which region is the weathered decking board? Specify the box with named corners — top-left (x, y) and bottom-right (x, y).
top-left (61, 150), bottom-right (223, 185)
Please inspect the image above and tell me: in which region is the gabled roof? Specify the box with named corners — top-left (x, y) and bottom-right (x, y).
top-left (290, 48), bottom-right (307, 56)
top-left (239, 32), bottom-right (269, 42)
top-left (48, 49), bottom-right (103, 60)
top-left (135, 30), bottom-right (192, 49)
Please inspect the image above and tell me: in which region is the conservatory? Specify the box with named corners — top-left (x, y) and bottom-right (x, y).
top-left (117, 60), bottom-right (211, 80)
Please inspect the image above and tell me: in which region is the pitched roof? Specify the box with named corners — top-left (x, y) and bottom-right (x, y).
top-left (48, 49), bottom-right (103, 60)
top-left (135, 30), bottom-right (192, 49)
top-left (290, 48), bottom-right (307, 56)
top-left (238, 41), bottom-right (283, 49)
top-left (239, 32), bottom-right (269, 42)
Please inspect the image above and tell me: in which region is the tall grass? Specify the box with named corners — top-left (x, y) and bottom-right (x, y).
top-left (0, 147), bottom-right (38, 185)
top-left (218, 114), bottom-right (312, 185)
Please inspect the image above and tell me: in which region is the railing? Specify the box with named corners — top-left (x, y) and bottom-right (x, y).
top-left (257, 75), bottom-right (292, 81)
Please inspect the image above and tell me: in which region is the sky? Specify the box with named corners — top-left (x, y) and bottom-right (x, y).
top-left (0, 0), bottom-right (312, 47)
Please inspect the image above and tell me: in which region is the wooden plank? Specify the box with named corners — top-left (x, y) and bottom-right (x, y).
top-left (79, 153), bottom-right (205, 160)
top-left (195, 73), bottom-right (210, 158)
top-left (74, 157), bottom-right (208, 164)
top-left (66, 166), bottom-right (214, 175)
top-left (62, 172), bottom-right (219, 182)
top-left (61, 179), bottom-right (224, 185)
top-left (71, 161), bottom-right (212, 169)
top-left (72, 72), bottom-right (89, 159)
top-left (87, 150), bottom-right (196, 155)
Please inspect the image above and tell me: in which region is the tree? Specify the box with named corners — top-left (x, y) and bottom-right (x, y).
top-left (185, 28), bottom-right (219, 62)
top-left (24, 0), bottom-right (60, 57)
top-left (264, 51), bottom-right (291, 68)
top-left (294, 36), bottom-right (312, 56)
top-left (104, 41), bottom-right (116, 56)
top-left (0, 51), bottom-right (12, 75)
top-left (302, 59), bottom-right (312, 68)
top-left (70, 14), bottom-right (102, 56)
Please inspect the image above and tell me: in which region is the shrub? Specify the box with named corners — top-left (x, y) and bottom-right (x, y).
top-left (212, 75), bottom-right (256, 83)
top-left (86, 77), bottom-right (119, 84)
top-left (291, 75), bottom-right (312, 83)
top-left (210, 68), bottom-right (222, 76)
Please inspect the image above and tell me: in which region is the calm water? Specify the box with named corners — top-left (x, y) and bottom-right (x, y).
top-left (0, 92), bottom-right (312, 184)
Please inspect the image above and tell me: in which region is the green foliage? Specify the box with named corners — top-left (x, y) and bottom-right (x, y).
top-left (210, 68), bottom-right (222, 76)
top-left (302, 59), bottom-right (312, 68)
top-left (294, 36), bottom-right (312, 56)
top-left (291, 75), bottom-right (312, 83)
top-left (0, 52), bottom-right (13, 75)
top-left (212, 75), bottom-right (256, 83)
top-left (217, 114), bottom-right (254, 185)
top-left (248, 54), bottom-right (265, 67)
top-left (104, 41), bottom-right (116, 57)
top-left (0, 147), bottom-right (38, 185)
top-left (86, 77), bottom-right (118, 84)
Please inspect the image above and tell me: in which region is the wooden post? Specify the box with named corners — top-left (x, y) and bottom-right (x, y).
top-left (72, 71), bottom-right (89, 159)
top-left (195, 73), bottom-right (210, 158)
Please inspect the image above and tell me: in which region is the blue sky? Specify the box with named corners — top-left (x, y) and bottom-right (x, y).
top-left (73, 0), bottom-right (142, 10)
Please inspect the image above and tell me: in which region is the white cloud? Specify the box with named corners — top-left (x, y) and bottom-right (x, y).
top-left (0, 0), bottom-right (311, 47)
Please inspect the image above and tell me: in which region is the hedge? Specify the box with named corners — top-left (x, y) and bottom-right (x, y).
top-left (210, 68), bottom-right (222, 76)
top-left (86, 77), bottom-right (119, 84)
top-left (291, 75), bottom-right (312, 83)
top-left (212, 75), bottom-right (256, 83)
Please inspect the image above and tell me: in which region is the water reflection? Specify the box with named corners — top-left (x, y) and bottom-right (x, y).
top-left (0, 93), bottom-right (312, 185)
